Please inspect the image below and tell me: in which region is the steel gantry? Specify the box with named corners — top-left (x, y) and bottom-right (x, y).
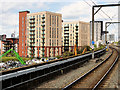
top-left (91, 4), bottom-right (120, 59)
top-left (105, 22), bottom-right (120, 43)
top-left (92, 4), bottom-right (120, 42)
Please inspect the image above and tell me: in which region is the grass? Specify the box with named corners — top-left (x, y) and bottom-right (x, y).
top-left (0, 57), bottom-right (31, 62)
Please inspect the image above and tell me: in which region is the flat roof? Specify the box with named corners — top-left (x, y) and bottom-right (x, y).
top-left (19, 11), bottom-right (30, 13)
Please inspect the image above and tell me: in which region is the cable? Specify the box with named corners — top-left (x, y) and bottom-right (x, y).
top-left (90, 0), bottom-right (113, 21)
top-left (83, 0), bottom-right (109, 21)
top-left (90, 0), bottom-right (117, 32)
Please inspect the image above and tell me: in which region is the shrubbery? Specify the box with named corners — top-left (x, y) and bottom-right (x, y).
top-left (56, 55), bottom-right (61, 59)
top-left (1, 57), bottom-right (30, 62)
top-left (63, 51), bottom-right (74, 58)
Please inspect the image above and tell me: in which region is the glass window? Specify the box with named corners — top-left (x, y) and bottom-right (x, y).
top-left (50, 15), bottom-right (51, 26)
top-left (22, 17), bottom-right (24, 20)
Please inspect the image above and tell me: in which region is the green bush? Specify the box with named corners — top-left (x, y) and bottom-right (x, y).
top-left (56, 55), bottom-right (61, 59)
top-left (1, 57), bottom-right (31, 62)
top-left (94, 44), bottom-right (97, 49)
top-left (63, 51), bottom-right (74, 58)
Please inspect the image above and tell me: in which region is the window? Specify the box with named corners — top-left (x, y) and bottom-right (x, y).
top-left (57, 28), bottom-right (58, 38)
top-left (22, 17), bottom-right (24, 20)
top-left (57, 16), bottom-right (58, 27)
top-left (50, 39), bottom-right (51, 46)
top-left (22, 21), bottom-right (24, 24)
top-left (57, 40), bottom-right (58, 45)
top-left (50, 27), bottom-right (51, 38)
top-left (50, 15), bottom-right (51, 26)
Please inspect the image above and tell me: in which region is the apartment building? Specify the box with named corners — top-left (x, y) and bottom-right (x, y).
top-left (19, 11), bottom-right (30, 57)
top-left (90, 21), bottom-right (103, 45)
top-left (62, 21), bottom-right (90, 52)
top-left (118, 1), bottom-right (120, 41)
top-left (1, 34), bottom-right (19, 54)
top-left (19, 11), bottom-right (62, 58)
top-left (108, 34), bottom-right (115, 43)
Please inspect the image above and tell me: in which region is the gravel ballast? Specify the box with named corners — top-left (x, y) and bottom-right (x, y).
top-left (34, 49), bottom-right (112, 89)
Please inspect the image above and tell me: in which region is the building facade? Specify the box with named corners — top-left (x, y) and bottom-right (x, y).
top-left (19, 11), bottom-right (30, 57)
top-left (1, 38), bottom-right (19, 54)
top-left (19, 11), bottom-right (62, 58)
top-left (109, 34), bottom-right (115, 43)
top-left (118, 1), bottom-right (120, 41)
top-left (62, 21), bottom-right (90, 52)
top-left (90, 21), bottom-right (103, 45)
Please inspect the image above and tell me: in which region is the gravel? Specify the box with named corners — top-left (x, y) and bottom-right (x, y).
top-left (100, 47), bottom-right (120, 89)
top-left (34, 49), bottom-right (112, 89)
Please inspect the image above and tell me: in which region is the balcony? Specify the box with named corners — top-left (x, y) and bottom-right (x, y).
top-left (42, 52), bottom-right (45, 55)
top-left (30, 40), bottom-right (35, 43)
top-left (41, 36), bottom-right (45, 39)
top-left (64, 28), bottom-right (69, 31)
top-left (64, 41), bottom-right (69, 44)
top-left (41, 40), bottom-right (45, 43)
top-left (30, 36), bottom-right (35, 39)
top-left (64, 31), bottom-right (69, 34)
top-left (42, 28), bottom-right (45, 31)
top-left (30, 25), bottom-right (35, 28)
top-left (30, 29), bottom-right (35, 31)
top-left (30, 32), bottom-right (35, 35)
top-left (41, 24), bottom-right (45, 27)
top-left (42, 32), bottom-right (45, 35)
top-left (29, 44), bottom-right (35, 47)
top-left (30, 17), bottom-right (35, 20)
top-left (42, 19), bottom-right (45, 23)
top-left (64, 25), bottom-right (69, 28)
top-left (42, 48), bottom-right (45, 51)
top-left (64, 37), bottom-right (69, 40)
top-left (41, 15), bottom-right (45, 19)
top-left (75, 31), bottom-right (78, 33)
top-left (64, 34), bottom-right (69, 37)
top-left (29, 20), bottom-right (35, 24)
top-left (30, 49), bottom-right (35, 51)
top-left (75, 28), bottom-right (78, 31)
top-left (42, 45), bottom-right (45, 47)
top-left (64, 44), bottom-right (69, 46)
top-left (76, 33), bottom-right (78, 36)
top-left (75, 24), bottom-right (78, 27)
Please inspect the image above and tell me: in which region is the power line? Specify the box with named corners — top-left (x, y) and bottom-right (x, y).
top-left (90, 0), bottom-right (117, 31)
top-left (83, 0), bottom-right (92, 7)
top-left (90, 0), bottom-right (113, 20)
top-left (83, 0), bottom-right (108, 21)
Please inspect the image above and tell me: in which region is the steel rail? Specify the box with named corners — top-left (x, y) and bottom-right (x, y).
top-left (92, 47), bottom-right (119, 89)
top-left (62, 47), bottom-right (116, 90)
top-left (1, 48), bottom-right (106, 90)
top-left (92, 56), bottom-right (119, 89)
top-left (3, 59), bottom-right (88, 90)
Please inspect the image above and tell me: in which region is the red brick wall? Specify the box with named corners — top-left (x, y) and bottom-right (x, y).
top-left (19, 11), bottom-right (30, 57)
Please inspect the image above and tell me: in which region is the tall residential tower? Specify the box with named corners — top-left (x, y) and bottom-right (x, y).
top-left (62, 21), bottom-right (90, 52)
top-left (19, 11), bottom-right (62, 57)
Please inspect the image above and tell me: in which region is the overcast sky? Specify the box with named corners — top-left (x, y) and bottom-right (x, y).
top-left (0, 0), bottom-right (119, 48)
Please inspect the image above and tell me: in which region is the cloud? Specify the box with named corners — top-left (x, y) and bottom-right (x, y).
top-left (0, 0), bottom-right (119, 39)
top-left (0, 0), bottom-right (55, 2)
top-left (58, 0), bottom-right (118, 22)
top-left (0, 2), bottom-right (48, 38)
top-left (58, 1), bottom-right (94, 22)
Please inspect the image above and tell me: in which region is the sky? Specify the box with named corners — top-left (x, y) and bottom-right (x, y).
top-left (0, 0), bottom-right (119, 47)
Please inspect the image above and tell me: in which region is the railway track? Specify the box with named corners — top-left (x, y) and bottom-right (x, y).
top-left (1, 48), bottom-right (106, 90)
top-left (63, 47), bottom-right (119, 89)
